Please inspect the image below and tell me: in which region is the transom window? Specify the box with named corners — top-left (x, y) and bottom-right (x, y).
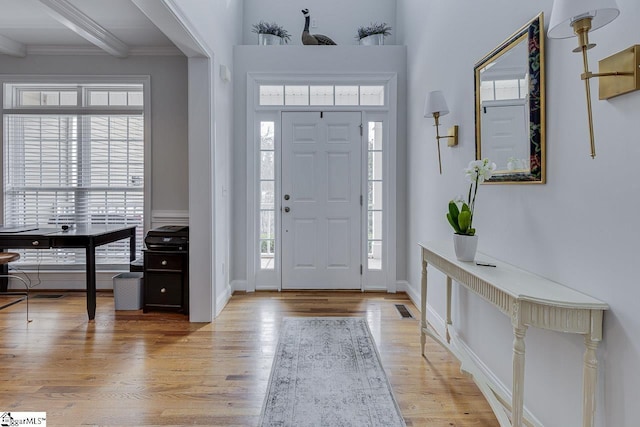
top-left (259, 84), bottom-right (385, 106)
top-left (479, 77), bottom-right (528, 101)
top-left (2, 81), bottom-right (145, 267)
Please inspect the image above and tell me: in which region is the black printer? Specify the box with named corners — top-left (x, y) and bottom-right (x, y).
top-left (144, 225), bottom-right (189, 251)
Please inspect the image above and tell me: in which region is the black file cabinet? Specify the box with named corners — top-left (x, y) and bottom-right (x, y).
top-left (143, 250), bottom-right (189, 314)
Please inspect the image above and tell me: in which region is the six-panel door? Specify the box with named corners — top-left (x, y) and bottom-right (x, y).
top-left (281, 112), bottom-right (362, 289)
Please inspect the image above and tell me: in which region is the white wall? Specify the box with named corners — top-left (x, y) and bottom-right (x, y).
top-left (170, 0), bottom-right (243, 317)
top-left (232, 45), bottom-right (407, 286)
top-left (0, 54), bottom-right (188, 289)
top-left (0, 54), bottom-right (189, 215)
top-left (398, 0), bottom-right (640, 426)
top-left (236, 0), bottom-right (403, 289)
top-left (242, 0), bottom-right (397, 46)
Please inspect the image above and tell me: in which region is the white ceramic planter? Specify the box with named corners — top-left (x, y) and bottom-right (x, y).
top-left (258, 34), bottom-right (284, 45)
top-left (359, 34), bottom-right (385, 45)
top-left (453, 234), bottom-right (478, 262)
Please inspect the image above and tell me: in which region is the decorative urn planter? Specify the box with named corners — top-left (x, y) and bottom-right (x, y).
top-left (258, 34), bottom-right (284, 45)
top-left (453, 234), bottom-right (478, 262)
top-left (359, 34), bottom-right (385, 45)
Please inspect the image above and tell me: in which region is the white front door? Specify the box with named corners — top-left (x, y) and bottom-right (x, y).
top-left (281, 112), bottom-right (362, 289)
top-left (481, 100), bottom-right (529, 170)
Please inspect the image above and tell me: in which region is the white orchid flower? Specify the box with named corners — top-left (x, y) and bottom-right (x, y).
top-left (449, 158), bottom-right (494, 236)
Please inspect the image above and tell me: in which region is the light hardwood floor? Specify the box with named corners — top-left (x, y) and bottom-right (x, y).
top-left (0, 291), bottom-right (499, 426)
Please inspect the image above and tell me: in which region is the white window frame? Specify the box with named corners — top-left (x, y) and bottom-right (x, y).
top-left (255, 112), bottom-right (281, 288)
top-left (0, 75), bottom-right (152, 268)
top-left (246, 73), bottom-right (397, 292)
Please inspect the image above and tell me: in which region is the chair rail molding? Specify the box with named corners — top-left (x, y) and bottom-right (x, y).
top-left (151, 210), bottom-right (189, 229)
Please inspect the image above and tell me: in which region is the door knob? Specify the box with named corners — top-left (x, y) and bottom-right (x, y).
top-left (284, 207), bottom-right (290, 213)
top-left (284, 194), bottom-right (290, 200)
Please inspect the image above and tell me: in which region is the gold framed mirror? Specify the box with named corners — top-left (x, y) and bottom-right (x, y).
top-left (474, 12), bottom-right (545, 184)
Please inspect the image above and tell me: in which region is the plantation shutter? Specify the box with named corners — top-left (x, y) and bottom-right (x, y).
top-left (2, 83), bottom-right (144, 267)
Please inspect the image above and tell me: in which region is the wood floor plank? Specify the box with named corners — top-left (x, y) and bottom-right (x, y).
top-left (0, 291), bottom-right (499, 426)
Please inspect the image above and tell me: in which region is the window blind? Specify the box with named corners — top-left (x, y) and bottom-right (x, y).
top-left (2, 83), bottom-right (144, 267)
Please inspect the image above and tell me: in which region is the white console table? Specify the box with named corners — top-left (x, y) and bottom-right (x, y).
top-left (419, 241), bottom-right (608, 427)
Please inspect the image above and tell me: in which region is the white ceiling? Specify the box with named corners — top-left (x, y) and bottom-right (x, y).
top-left (0, 0), bottom-right (182, 57)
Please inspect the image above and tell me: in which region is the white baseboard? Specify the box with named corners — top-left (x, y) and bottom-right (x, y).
top-left (255, 284), bottom-right (278, 291)
top-left (231, 280), bottom-right (248, 292)
top-left (453, 331), bottom-right (543, 427)
top-left (405, 278), bottom-right (543, 427)
top-left (215, 284), bottom-right (232, 317)
top-left (234, 280), bottom-right (409, 294)
top-left (397, 280), bottom-right (420, 309)
top-left (6, 270), bottom-right (126, 291)
top-left (363, 284), bottom-right (389, 292)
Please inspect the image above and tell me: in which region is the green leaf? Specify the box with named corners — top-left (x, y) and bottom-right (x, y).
top-left (448, 201), bottom-right (460, 221)
top-left (447, 201), bottom-right (461, 233)
top-left (458, 210), bottom-right (471, 233)
top-left (446, 213), bottom-right (461, 233)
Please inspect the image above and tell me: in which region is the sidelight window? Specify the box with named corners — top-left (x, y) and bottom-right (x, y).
top-left (259, 121), bottom-right (276, 270)
top-left (367, 122), bottom-right (383, 270)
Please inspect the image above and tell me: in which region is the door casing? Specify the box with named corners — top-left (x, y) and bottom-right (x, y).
top-left (246, 73), bottom-right (398, 293)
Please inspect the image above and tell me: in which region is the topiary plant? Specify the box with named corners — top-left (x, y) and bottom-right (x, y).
top-left (252, 21), bottom-right (291, 43)
top-left (356, 22), bottom-right (392, 40)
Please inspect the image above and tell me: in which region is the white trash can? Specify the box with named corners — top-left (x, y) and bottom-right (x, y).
top-left (113, 272), bottom-right (143, 310)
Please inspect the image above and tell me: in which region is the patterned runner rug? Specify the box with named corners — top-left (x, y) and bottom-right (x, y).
top-left (259, 317), bottom-right (406, 427)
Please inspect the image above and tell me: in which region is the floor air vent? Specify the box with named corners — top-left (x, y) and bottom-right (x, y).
top-left (395, 304), bottom-right (414, 319)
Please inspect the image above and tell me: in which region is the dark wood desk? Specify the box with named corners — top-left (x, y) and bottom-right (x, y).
top-left (0, 225), bottom-right (136, 320)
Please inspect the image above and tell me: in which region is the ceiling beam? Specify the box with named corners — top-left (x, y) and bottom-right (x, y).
top-left (37, 0), bottom-right (129, 58)
top-left (0, 33), bottom-right (27, 57)
top-left (132, 0), bottom-right (208, 58)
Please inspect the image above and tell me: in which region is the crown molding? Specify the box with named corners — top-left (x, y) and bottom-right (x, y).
top-left (0, 33), bottom-right (27, 57)
top-left (37, 0), bottom-right (129, 58)
top-left (130, 46), bottom-right (184, 56)
top-left (25, 44), bottom-right (183, 57)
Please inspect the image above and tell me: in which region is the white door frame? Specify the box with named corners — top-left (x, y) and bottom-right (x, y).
top-left (246, 73), bottom-right (397, 293)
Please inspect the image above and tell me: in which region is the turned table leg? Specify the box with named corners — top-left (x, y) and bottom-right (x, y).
top-left (582, 336), bottom-right (600, 427)
top-left (420, 256), bottom-right (428, 357)
top-left (446, 276), bottom-right (452, 343)
top-left (512, 324), bottom-right (528, 427)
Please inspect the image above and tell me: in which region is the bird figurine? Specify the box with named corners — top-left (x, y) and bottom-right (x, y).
top-left (301, 9), bottom-right (337, 45)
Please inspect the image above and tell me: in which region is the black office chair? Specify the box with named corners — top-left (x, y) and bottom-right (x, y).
top-left (0, 252), bottom-right (32, 322)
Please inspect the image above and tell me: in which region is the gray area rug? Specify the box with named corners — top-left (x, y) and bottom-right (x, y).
top-left (259, 317), bottom-right (406, 427)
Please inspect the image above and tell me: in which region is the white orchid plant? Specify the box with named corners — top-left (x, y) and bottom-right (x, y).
top-left (446, 159), bottom-right (496, 236)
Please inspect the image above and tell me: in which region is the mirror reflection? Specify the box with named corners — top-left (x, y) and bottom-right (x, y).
top-left (474, 13), bottom-right (545, 183)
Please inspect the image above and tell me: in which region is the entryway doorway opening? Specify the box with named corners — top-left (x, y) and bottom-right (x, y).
top-left (247, 75), bottom-right (397, 292)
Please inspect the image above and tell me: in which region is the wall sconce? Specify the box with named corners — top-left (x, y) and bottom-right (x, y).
top-left (424, 90), bottom-right (459, 174)
top-left (548, 0), bottom-right (640, 159)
